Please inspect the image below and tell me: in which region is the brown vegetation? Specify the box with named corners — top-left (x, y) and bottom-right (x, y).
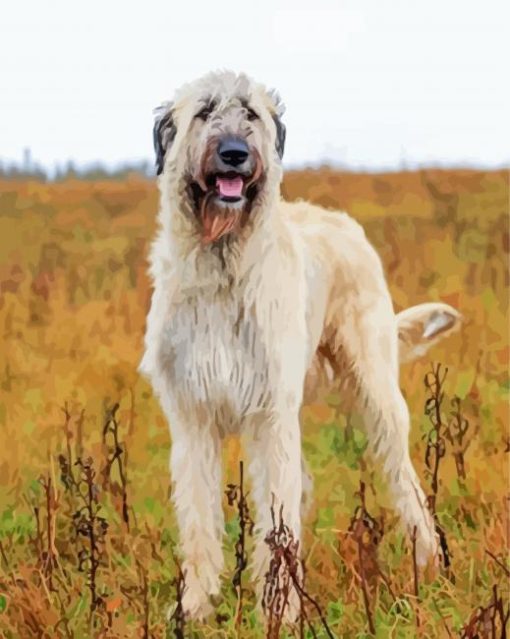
top-left (0, 167), bottom-right (508, 636)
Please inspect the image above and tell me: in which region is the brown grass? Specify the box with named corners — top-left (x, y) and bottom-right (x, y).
top-left (0, 167), bottom-right (508, 637)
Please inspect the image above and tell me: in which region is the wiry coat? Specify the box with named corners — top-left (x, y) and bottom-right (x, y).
top-left (140, 71), bottom-right (461, 620)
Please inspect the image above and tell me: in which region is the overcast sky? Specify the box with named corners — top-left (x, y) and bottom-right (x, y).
top-left (1, 0), bottom-right (509, 171)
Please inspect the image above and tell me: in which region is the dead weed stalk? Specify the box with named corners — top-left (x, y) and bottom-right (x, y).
top-left (225, 460), bottom-right (255, 632)
top-left (347, 480), bottom-right (388, 636)
top-left (263, 497), bottom-right (335, 639)
top-left (423, 362), bottom-right (452, 570)
top-left (461, 584), bottom-right (509, 638)
top-left (445, 396), bottom-right (472, 481)
top-left (73, 456), bottom-right (108, 619)
top-left (27, 472), bottom-right (61, 593)
top-left (167, 551), bottom-right (186, 639)
top-left (101, 401), bottom-right (130, 531)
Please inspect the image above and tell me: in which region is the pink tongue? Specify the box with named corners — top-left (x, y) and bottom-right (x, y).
top-left (216, 175), bottom-right (243, 198)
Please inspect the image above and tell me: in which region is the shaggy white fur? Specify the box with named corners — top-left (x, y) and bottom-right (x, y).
top-left (140, 70), bottom-right (461, 620)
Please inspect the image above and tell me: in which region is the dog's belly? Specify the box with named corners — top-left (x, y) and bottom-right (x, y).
top-left (163, 296), bottom-right (271, 431)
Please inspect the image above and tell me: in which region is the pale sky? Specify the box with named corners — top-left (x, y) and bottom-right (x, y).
top-left (1, 0), bottom-right (509, 171)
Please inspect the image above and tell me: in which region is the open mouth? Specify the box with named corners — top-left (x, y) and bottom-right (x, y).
top-left (197, 170), bottom-right (259, 204)
top-left (188, 165), bottom-right (262, 245)
top-left (215, 172), bottom-right (245, 202)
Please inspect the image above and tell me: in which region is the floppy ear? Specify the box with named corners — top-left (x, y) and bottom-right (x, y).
top-left (273, 114), bottom-right (286, 159)
top-left (153, 104), bottom-right (176, 175)
top-left (265, 88), bottom-right (286, 159)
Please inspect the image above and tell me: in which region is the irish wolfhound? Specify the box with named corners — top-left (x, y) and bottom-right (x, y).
top-left (140, 70), bottom-right (461, 620)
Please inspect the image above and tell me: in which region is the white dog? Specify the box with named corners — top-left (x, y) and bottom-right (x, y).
top-left (140, 70), bottom-right (461, 619)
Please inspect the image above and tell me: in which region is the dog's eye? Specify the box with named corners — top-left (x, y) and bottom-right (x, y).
top-left (246, 107), bottom-right (259, 121)
top-left (195, 104), bottom-right (214, 121)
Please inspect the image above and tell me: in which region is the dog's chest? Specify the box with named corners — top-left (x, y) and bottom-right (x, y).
top-left (163, 292), bottom-right (270, 425)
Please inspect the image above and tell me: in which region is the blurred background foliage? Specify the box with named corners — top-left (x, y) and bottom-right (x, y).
top-left (0, 168), bottom-right (508, 637)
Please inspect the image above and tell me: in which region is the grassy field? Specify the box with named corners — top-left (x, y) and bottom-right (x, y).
top-left (0, 168), bottom-right (508, 637)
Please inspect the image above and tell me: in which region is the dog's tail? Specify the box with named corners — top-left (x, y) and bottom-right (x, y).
top-left (397, 302), bottom-right (462, 364)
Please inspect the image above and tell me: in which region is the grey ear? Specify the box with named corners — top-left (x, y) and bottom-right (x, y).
top-left (153, 105), bottom-right (176, 175)
top-left (273, 115), bottom-right (286, 159)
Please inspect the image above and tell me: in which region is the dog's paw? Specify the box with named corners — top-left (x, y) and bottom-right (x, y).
top-left (283, 586), bottom-right (302, 626)
top-left (167, 585), bottom-right (214, 622)
top-left (413, 522), bottom-right (440, 568)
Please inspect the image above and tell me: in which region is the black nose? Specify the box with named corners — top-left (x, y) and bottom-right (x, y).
top-left (217, 137), bottom-right (249, 167)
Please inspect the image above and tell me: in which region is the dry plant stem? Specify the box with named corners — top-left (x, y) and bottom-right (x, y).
top-left (0, 539), bottom-right (9, 568)
top-left (432, 598), bottom-right (453, 638)
top-left (290, 562), bottom-right (335, 639)
top-left (145, 523), bottom-right (165, 563)
top-left (102, 402), bottom-right (130, 531)
top-left (31, 501), bottom-right (43, 563)
top-left (411, 526), bottom-right (421, 629)
top-left (461, 584), bottom-right (510, 638)
top-left (424, 363), bottom-right (447, 511)
top-left (299, 563), bottom-right (309, 639)
top-left (85, 465), bottom-right (99, 615)
top-left (492, 584), bottom-right (510, 638)
top-left (128, 386), bottom-right (136, 439)
top-left (444, 395), bottom-right (471, 481)
top-left (58, 403), bottom-right (84, 495)
top-left (138, 561), bottom-right (150, 639)
top-left (374, 564), bottom-right (397, 603)
top-left (263, 499), bottom-right (335, 639)
top-left (424, 362), bottom-right (451, 569)
top-left (233, 463), bottom-right (246, 630)
top-left (485, 549), bottom-right (510, 578)
top-left (39, 474), bottom-right (60, 592)
top-left (168, 545), bottom-right (186, 639)
top-left (348, 481), bottom-right (384, 637)
top-left (358, 539), bottom-right (376, 636)
top-left (411, 526), bottom-right (420, 600)
top-left (54, 596), bottom-right (74, 639)
top-left (225, 460), bottom-right (255, 633)
top-left (76, 407), bottom-right (85, 461)
top-left (263, 501), bottom-right (295, 638)
top-left (73, 457), bottom-right (108, 621)
top-left (62, 403), bottom-right (76, 489)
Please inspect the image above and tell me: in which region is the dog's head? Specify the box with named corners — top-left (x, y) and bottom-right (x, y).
top-left (153, 71), bottom-right (286, 244)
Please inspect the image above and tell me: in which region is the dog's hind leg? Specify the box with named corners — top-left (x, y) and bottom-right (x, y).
top-left (328, 293), bottom-right (439, 566)
top-left (301, 456), bottom-right (314, 517)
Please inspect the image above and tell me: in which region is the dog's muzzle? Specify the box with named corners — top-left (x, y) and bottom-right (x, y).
top-left (190, 135), bottom-right (263, 245)
top-left (214, 137), bottom-right (252, 202)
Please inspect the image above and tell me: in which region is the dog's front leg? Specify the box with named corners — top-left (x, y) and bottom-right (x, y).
top-left (167, 411), bottom-right (224, 620)
top-left (245, 410), bottom-right (303, 621)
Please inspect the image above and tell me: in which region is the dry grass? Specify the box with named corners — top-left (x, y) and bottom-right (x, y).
top-left (0, 168), bottom-right (508, 637)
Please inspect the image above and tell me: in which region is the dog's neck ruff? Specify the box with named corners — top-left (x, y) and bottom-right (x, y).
top-left (157, 188), bottom-right (282, 295)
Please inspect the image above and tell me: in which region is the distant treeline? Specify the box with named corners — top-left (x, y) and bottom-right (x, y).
top-left (2, 151), bottom-right (506, 182)
top-left (0, 155), bottom-right (155, 181)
